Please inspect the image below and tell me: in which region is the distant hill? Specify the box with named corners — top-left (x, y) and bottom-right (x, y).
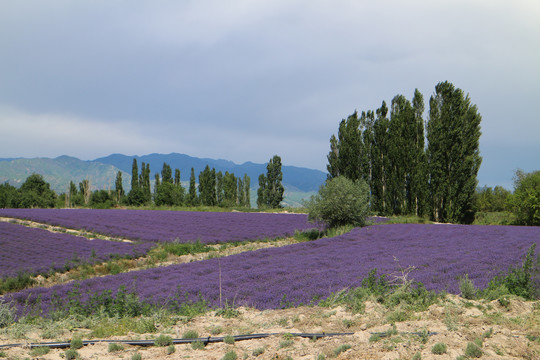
top-left (94, 153), bottom-right (326, 193)
top-left (0, 153), bottom-right (326, 207)
top-left (0, 156), bottom-right (130, 193)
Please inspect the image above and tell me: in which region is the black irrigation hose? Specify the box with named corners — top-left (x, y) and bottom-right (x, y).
top-left (0, 332), bottom-right (354, 350)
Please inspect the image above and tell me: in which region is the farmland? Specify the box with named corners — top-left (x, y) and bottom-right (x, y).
top-left (0, 209), bottom-right (539, 359)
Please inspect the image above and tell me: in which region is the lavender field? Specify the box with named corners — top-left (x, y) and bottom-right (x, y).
top-left (4, 223), bottom-right (538, 315)
top-left (0, 209), bottom-right (317, 244)
top-left (0, 222), bottom-right (153, 279)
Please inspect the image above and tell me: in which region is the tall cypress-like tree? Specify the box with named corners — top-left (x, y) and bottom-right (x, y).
top-left (188, 167), bottom-right (198, 206)
top-left (427, 81), bottom-right (482, 223)
top-left (256, 174), bottom-right (267, 208)
top-left (411, 88), bottom-right (427, 216)
top-left (243, 174), bottom-right (251, 208)
top-left (115, 171), bottom-right (124, 203)
top-left (131, 159), bottom-right (139, 190)
top-left (327, 112), bottom-right (364, 181)
top-left (370, 101), bottom-right (390, 214)
top-left (265, 155), bottom-right (284, 208)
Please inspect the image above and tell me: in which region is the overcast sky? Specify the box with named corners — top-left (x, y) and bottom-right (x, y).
top-left (0, 0), bottom-right (538, 189)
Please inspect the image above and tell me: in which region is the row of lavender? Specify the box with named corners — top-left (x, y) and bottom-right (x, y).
top-left (0, 222), bottom-right (153, 279)
top-left (0, 209), bottom-right (318, 244)
top-left (4, 223), bottom-right (538, 314)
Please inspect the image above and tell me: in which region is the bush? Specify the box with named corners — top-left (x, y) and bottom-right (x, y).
top-left (222, 350), bottom-right (237, 360)
top-left (465, 342), bottom-right (483, 358)
top-left (108, 343), bottom-right (124, 352)
top-left (64, 349), bottom-right (79, 360)
top-left (70, 336), bottom-right (83, 349)
top-left (154, 334), bottom-right (173, 346)
top-left (0, 299), bottom-right (16, 328)
top-left (431, 342), bottom-right (447, 354)
top-left (223, 335), bottom-right (235, 345)
top-left (509, 169), bottom-right (540, 226)
top-left (131, 353), bottom-right (142, 360)
top-left (305, 176), bottom-right (370, 228)
top-left (459, 274), bottom-right (477, 299)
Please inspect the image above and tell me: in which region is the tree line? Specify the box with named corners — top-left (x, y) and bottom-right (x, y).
top-left (327, 81), bottom-right (482, 224)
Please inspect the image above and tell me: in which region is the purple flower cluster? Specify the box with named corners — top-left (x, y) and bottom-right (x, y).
top-left (0, 222), bottom-right (152, 278)
top-left (0, 209), bottom-right (317, 244)
top-left (4, 223), bottom-right (537, 314)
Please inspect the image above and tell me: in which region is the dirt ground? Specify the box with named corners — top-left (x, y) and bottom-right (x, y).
top-left (1, 296), bottom-right (538, 360)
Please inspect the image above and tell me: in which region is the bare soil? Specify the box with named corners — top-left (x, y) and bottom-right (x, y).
top-left (1, 296), bottom-right (538, 359)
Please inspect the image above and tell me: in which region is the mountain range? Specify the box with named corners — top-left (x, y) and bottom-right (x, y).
top-left (0, 153), bottom-right (327, 207)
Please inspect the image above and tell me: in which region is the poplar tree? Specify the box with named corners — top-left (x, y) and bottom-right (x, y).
top-left (131, 159), bottom-right (139, 189)
top-left (188, 167), bottom-right (198, 206)
top-left (258, 155), bottom-right (284, 209)
top-left (370, 101), bottom-right (390, 214)
top-left (243, 174), bottom-right (251, 208)
top-left (427, 81), bottom-right (482, 223)
top-left (115, 171), bottom-right (124, 204)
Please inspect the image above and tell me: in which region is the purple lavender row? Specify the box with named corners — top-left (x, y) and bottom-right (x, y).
top-left (0, 209), bottom-right (318, 244)
top-left (4, 223), bottom-right (537, 314)
top-left (0, 222), bottom-right (153, 279)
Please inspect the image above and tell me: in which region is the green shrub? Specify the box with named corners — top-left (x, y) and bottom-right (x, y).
top-left (333, 344), bottom-right (351, 356)
top-left (30, 347), bottom-right (50, 356)
top-left (131, 353), bottom-right (142, 360)
top-left (223, 335), bottom-right (235, 345)
top-left (191, 341), bottom-right (205, 350)
top-left (431, 342), bottom-right (447, 354)
top-left (509, 169), bottom-right (540, 226)
top-left (182, 330), bottom-right (198, 339)
top-left (464, 342), bottom-right (483, 358)
top-left (108, 343), bottom-right (124, 352)
top-left (252, 347), bottom-right (265, 356)
top-left (154, 334), bottom-right (173, 346)
top-left (64, 349), bottom-right (79, 360)
top-left (412, 352), bottom-right (421, 360)
top-left (167, 344), bottom-right (176, 354)
top-left (304, 176), bottom-right (370, 228)
top-left (222, 350), bottom-right (237, 360)
top-left (459, 274), bottom-right (477, 299)
top-left (70, 336), bottom-right (83, 349)
top-left (0, 299), bottom-right (16, 328)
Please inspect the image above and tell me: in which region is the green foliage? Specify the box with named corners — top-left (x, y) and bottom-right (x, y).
top-left (131, 353), bottom-right (142, 360)
top-left (0, 182), bottom-right (19, 208)
top-left (464, 342), bottom-right (483, 358)
top-left (90, 189), bottom-right (113, 209)
top-left (431, 342), bottom-right (447, 354)
top-left (223, 335), bottom-right (235, 345)
top-left (252, 347), bottom-right (265, 356)
top-left (108, 343), bottom-right (124, 352)
top-left (167, 344), bottom-right (176, 354)
top-left (475, 185), bottom-right (511, 212)
top-left (0, 272), bottom-right (36, 295)
top-left (187, 167), bottom-right (199, 206)
top-left (412, 352), bottom-right (422, 360)
top-left (305, 176), bottom-right (369, 228)
top-left (191, 341), bottom-right (205, 350)
top-left (154, 334), bottom-right (173, 346)
top-left (427, 81), bottom-right (482, 224)
top-left (182, 330), bottom-right (198, 339)
top-left (222, 350), bottom-right (238, 360)
top-left (459, 274), bottom-right (477, 299)
top-left (509, 169), bottom-right (540, 226)
top-left (70, 336), bottom-right (83, 349)
top-left (484, 243), bottom-right (539, 300)
top-left (333, 344), bottom-right (352, 356)
top-left (257, 155), bottom-right (284, 209)
top-left (64, 348), bottom-right (79, 360)
top-left (30, 346), bottom-right (50, 356)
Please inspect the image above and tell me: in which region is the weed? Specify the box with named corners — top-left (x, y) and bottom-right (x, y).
top-left (64, 348), bottom-right (79, 360)
top-left (464, 342), bottom-right (483, 358)
top-left (154, 334), bottom-right (173, 346)
top-left (431, 342), bottom-right (447, 354)
top-left (0, 299), bottom-right (16, 328)
top-left (215, 303), bottom-right (240, 318)
top-left (182, 329), bottom-right (199, 339)
top-left (108, 343), bottom-right (124, 352)
top-left (333, 344), bottom-right (351, 356)
top-left (192, 341), bottom-right (205, 350)
top-left (342, 319), bottom-right (355, 328)
top-left (0, 351), bottom-right (5, 358)
top-left (417, 327), bottom-right (429, 344)
top-left (369, 333), bottom-right (381, 342)
top-left (279, 339), bottom-right (294, 348)
top-left (482, 328), bottom-right (493, 339)
top-left (211, 326), bottom-right (223, 335)
top-left (167, 344), bottom-right (176, 354)
top-left (30, 346), bottom-right (50, 356)
top-left (252, 347), bottom-right (265, 356)
top-left (70, 336), bottom-right (83, 349)
top-left (317, 355), bottom-right (326, 360)
top-left (224, 335), bottom-right (235, 345)
top-left (459, 274), bottom-right (477, 299)
top-left (131, 353), bottom-right (142, 360)
top-left (493, 345), bottom-right (504, 355)
top-left (412, 352), bottom-right (421, 360)
top-left (222, 350), bottom-right (237, 360)
top-left (498, 296), bottom-right (510, 308)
